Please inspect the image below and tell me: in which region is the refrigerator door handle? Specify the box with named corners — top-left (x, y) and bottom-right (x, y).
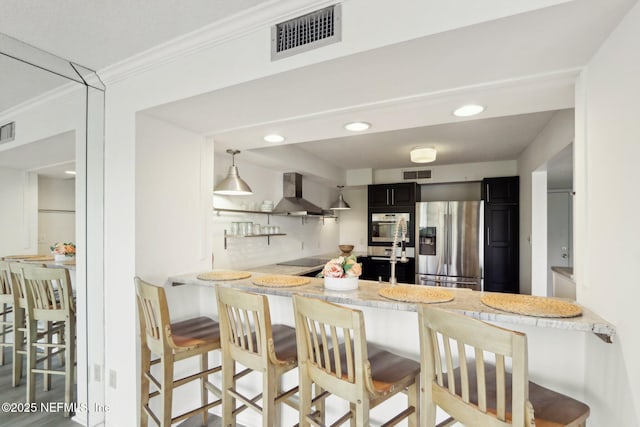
top-left (487, 226), bottom-right (490, 246)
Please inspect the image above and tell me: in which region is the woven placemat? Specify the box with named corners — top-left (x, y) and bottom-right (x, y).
top-left (252, 275), bottom-right (310, 288)
top-left (2, 254), bottom-right (43, 260)
top-left (481, 293), bottom-right (582, 318)
top-left (379, 285), bottom-right (454, 304)
top-left (197, 270), bottom-right (252, 281)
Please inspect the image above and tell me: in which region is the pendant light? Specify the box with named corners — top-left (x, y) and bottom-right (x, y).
top-left (330, 185), bottom-right (351, 210)
top-left (213, 149), bottom-right (253, 195)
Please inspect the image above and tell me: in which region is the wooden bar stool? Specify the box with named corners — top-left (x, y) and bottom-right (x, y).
top-left (0, 260), bottom-right (14, 367)
top-left (21, 266), bottom-right (75, 416)
top-left (215, 286), bottom-right (300, 427)
top-left (8, 261), bottom-right (59, 389)
top-left (134, 277), bottom-right (222, 427)
top-left (293, 294), bottom-right (420, 427)
top-left (418, 305), bottom-right (590, 427)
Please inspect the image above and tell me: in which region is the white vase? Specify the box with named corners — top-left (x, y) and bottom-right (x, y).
top-left (54, 254), bottom-right (71, 262)
top-left (324, 276), bottom-right (359, 291)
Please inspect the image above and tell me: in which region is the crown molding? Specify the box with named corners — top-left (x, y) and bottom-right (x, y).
top-left (99, 0), bottom-right (340, 85)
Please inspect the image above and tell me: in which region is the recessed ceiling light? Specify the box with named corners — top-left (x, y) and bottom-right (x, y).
top-left (453, 104), bottom-right (485, 117)
top-left (344, 121), bottom-right (371, 132)
top-left (264, 134), bottom-right (285, 143)
top-left (65, 170), bottom-right (76, 175)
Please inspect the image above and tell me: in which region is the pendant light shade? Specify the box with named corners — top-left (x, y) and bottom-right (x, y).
top-left (330, 185), bottom-right (351, 210)
top-left (214, 149), bottom-right (253, 196)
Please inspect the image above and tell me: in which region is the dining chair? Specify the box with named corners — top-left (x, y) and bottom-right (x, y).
top-left (21, 265), bottom-right (76, 416)
top-left (293, 294), bottom-right (420, 427)
top-left (418, 304), bottom-right (590, 426)
top-left (215, 286), bottom-right (300, 427)
top-left (135, 276), bottom-right (222, 427)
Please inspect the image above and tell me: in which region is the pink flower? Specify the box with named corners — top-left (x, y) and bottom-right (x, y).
top-left (345, 262), bottom-right (362, 277)
top-left (323, 261), bottom-right (344, 278)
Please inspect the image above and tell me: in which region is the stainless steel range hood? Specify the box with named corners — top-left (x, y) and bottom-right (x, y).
top-left (272, 172), bottom-right (324, 216)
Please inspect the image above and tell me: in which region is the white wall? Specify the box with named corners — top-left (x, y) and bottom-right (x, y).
top-left (100, 1), bottom-right (616, 424)
top-left (517, 109), bottom-right (574, 295)
top-left (373, 160), bottom-right (517, 185)
top-left (37, 176), bottom-right (75, 254)
top-left (575, 2), bottom-right (640, 424)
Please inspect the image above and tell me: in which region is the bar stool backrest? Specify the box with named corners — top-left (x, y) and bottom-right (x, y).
top-left (418, 305), bottom-right (530, 427)
top-left (22, 266), bottom-right (74, 320)
top-left (8, 263), bottom-right (46, 309)
top-left (134, 277), bottom-right (172, 356)
top-left (215, 287), bottom-right (277, 370)
top-left (0, 261), bottom-right (12, 299)
top-left (293, 294), bottom-right (370, 401)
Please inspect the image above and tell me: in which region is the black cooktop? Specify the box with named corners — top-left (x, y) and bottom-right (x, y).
top-left (276, 257), bottom-right (330, 267)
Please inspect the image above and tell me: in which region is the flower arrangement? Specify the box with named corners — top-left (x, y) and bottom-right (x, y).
top-left (321, 254), bottom-right (362, 278)
top-left (50, 242), bottom-right (76, 257)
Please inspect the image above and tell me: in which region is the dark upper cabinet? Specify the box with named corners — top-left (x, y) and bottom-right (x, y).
top-left (482, 177), bottom-right (519, 204)
top-left (482, 176), bottom-right (519, 294)
top-left (368, 183), bottom-right (416, 208)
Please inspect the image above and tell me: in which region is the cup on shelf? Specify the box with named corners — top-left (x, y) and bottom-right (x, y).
top-left (253, 223), bottom-right (262, 235)
top-left (230, 222), bottom-right (240, 235)
top-left (260, 200), bottom-right (274, 212)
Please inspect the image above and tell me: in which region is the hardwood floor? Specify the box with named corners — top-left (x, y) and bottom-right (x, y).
top-left (0, 348), bottom-right (78, 427)
top-left (0, 349), bottom-right (232, 427)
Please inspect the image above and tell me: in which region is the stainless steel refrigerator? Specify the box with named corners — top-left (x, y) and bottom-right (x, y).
top-left (415, 201), bottom-right (484, 290)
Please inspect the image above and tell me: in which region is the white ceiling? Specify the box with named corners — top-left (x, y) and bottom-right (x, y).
top-left (0, 0), bottom-right (270, 70)
top-left (1, 0), bottom-right (636, 181)
top-left (145, 0), bottom-right (635, 174)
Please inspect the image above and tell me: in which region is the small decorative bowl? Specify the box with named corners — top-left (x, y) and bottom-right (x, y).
top-left (339, 244), bottom-right (354, 256)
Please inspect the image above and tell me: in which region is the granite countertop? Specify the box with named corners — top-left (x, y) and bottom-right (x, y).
top-left (169, 270), bottom-right (616, 343)
top-left (551, 266), bottom-right (574, 281)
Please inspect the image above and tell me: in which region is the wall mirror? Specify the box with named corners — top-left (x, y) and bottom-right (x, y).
top-left (0, 32), bottom-right (104, 425)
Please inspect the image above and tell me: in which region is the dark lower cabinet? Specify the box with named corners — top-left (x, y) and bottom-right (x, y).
top-left (359, 256), bottom-right (415, 284)
top-left (482, 176), bottom-right (519, 294)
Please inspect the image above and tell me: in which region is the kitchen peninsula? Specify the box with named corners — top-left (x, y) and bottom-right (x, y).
top-left (167, 266), bottom-right (614, 425)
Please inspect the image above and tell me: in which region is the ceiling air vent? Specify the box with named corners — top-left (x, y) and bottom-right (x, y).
top-left (271, 4), bottom-right (342, 61)
top-left (404, 170), bottom-right (432, 180)
top-left (0, 122), bottom-right (15, 144)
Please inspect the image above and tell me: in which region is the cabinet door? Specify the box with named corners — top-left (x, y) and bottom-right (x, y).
top-left (482, 177), bottom-right (519, 204)
top-left (368, 185), bottom-right (392, 207)
top-left (368, 183), bottom-right (416, 207)
top-left (390, 183), bottom-right (416, 206)
top-left (484, 204), bottom-right (519, 293)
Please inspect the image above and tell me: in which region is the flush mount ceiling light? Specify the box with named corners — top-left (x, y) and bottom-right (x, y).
top-left (330, 185), bottom-right (351, 210)
top-left (65, 170), bottom-right (76, 175)
top-left (410, 147), bottom-right (437, 163)
top-left (213, 149), bottom-right (253, 196)
top-left (264, 134), bottom-right (285, 143)
top-left (344, 121), bottom-right (371, 132)
top-left (453, 104), bottom-right (485, 117)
